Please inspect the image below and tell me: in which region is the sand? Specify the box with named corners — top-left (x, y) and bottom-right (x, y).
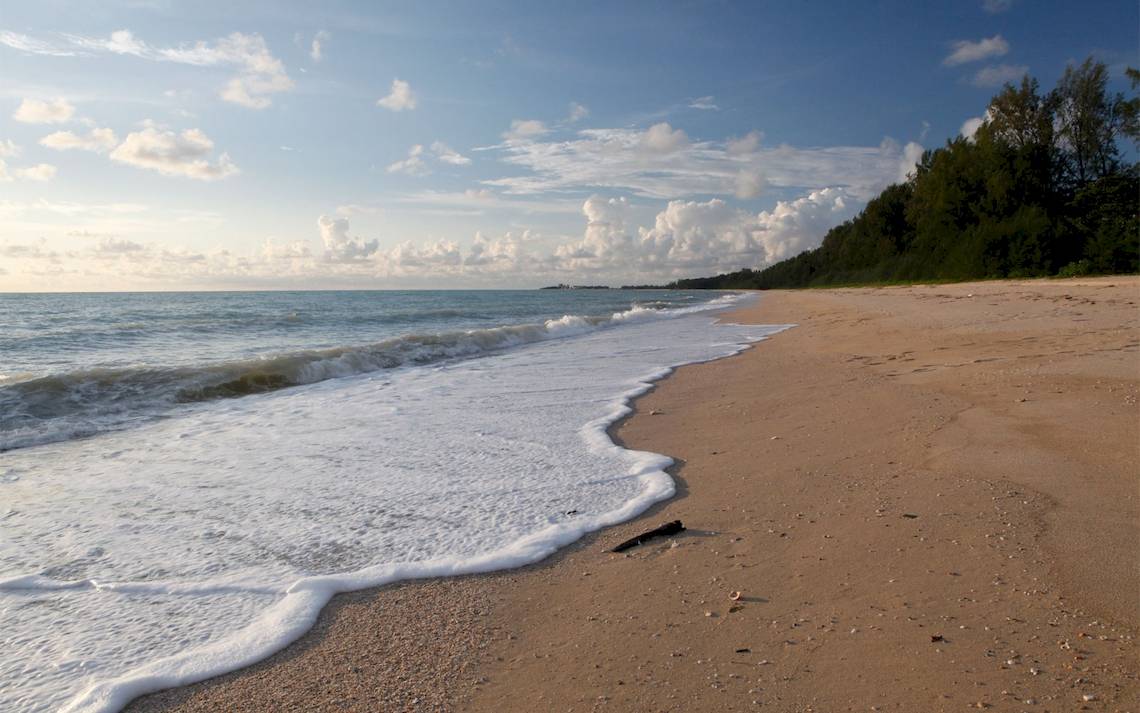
top-left (129, 277), bottom-right (1139, 713)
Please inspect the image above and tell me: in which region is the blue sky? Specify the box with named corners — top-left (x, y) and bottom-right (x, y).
top-left (0, 0), bottom-right (1135, 290)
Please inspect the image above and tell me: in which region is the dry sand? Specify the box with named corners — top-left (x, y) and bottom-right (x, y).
top-left (130, 277), bottom-right (1139, 713)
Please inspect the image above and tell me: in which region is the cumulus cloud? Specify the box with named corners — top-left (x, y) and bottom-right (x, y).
top-left (971, 64), bottom-right (1028, 87)
top-left (13, 163), bottom-right (57, 181)
top-left (14, 98), bottom-right (75, 124)
top-left (387, 144), bottom-right (428, 175)
top-left (1, 30), bottom-right (292, 109)
top-left (567, 102), bottom-right (589, 122)
top-left (0, 139), bottom-right (19, 157)
top-left (109, 123), bottom-right (238, 180)
top-left (430, 141), bottom-right (471, 166)
top-left (553, 189), bottom-right (854, 275)
top-left (40, 127), bottom-right (118, 153)
top-left (726, 131), bottom-right (762, 156)
top-left (377, 79), bottom-right (417, 111)
top-left (318, 215), bottom-right (380, 260)
top-left (310, 30), bottom-right (329, 62)
top-left (960, 115), bottom-right (986, 140)
top-left (1, 182), bottom-right (868, 288)
top-left (640, 122), bottom-right (689, 153)
top-left (324, 186), bottom-right (856, 282)
top-left (388, 142), bottom-right (472, 175)
top-left (880, 138), bottom-right (925, 183)
top-left (503, 119), bottom-right (549, 142)
top-left (688, 96), bottom-right (719, 111)
top-left (943, 35), bottom-right (1010, 66)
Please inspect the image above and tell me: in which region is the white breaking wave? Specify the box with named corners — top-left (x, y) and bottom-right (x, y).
top-left (0, 295), bottom-right (737, 453)
top-left (0, 292), bottom-right (790, 712)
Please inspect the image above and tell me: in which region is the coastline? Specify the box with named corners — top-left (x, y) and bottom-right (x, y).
top-left (130, 277), bottom-right (1138, 712)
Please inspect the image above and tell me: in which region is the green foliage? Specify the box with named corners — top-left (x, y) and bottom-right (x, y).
top-left (670, 58), bottom-right (1138, 291)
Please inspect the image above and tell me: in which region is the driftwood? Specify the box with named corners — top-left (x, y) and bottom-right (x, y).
top-left (610, 520), bottom-right (685, 552)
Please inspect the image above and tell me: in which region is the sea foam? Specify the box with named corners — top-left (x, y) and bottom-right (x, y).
top-left (0, 294), bottom-right (788, 712)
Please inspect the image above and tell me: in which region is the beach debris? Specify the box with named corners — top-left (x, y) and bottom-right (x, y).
top-left (930, 634), bottom-right (944, 643)
top-left (730, 590), bottom-right (743, 601)
top-left (565, 509), bottom-right (579, 516)
top-left (902, 513), bottom-right (919, 519)
top-left (735, 648), bottom-right (751, 653)
top-left (729, 605), bottom-right (744, 613)
top-left (1081, 693), bottom-right (1097, 702)
top-left (649, 409), bottom-right (664, 415)
top-left (610, 520), bottom-right (685, 552)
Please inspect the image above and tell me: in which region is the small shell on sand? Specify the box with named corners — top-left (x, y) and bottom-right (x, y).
top-left (729, 591), bottom-right (743, 601)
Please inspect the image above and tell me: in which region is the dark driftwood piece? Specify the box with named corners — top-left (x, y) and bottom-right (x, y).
top-left (610, 520), bottom-right (685, 552)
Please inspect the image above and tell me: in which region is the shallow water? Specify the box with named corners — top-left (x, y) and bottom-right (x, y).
top-left (0, 290), bottom-right (786, 712)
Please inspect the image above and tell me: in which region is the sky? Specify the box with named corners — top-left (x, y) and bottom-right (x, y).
top-left (0, 0), bottom-right (1135, 291)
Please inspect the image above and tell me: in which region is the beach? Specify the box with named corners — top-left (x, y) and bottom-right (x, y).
top-left (130, 277), bottom-right (1139, 712)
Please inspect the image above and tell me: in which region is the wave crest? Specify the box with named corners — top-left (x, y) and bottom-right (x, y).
top-left (0, 295), bottom-right (740, 452)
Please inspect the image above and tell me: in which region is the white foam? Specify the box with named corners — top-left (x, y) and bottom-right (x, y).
top-left (0, 294), bottom-right (790, 712)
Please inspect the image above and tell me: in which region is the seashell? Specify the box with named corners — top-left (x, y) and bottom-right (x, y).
top-left (729, 591), bottom-right (743, 601)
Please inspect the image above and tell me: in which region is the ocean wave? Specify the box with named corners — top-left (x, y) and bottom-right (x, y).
top-left (0, 295), bottom-right (740, 452)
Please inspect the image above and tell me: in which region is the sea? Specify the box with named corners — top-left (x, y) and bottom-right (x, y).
top-left (0, 289), bottom-right (786, 712)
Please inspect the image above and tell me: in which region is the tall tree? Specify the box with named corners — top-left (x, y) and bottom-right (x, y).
top-left (1117, 67), bottom-right (1140, 147)
top-left (986, 75), bottom-right (1056, 151)
top-left (1052, 58), bottom-right (1119, 185)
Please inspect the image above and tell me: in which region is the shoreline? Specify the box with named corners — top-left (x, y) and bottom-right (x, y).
top-left (130, 277), bottom-right (1138, 712)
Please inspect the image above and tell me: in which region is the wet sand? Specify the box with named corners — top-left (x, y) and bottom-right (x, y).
top-left (131, 277), bottom-right (1139, 712)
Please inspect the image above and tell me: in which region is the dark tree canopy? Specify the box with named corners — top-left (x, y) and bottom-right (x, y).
top-left (669, 58), bottom-right (1138, 290)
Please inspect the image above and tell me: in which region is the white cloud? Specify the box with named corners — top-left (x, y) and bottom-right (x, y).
top-left (0, 199), bottom-right (148, 217)
top-left (0, 31), bottom-right (82, 57)
top-left (430, 141), bottom-right (471, 166)
top-left (310, 30), bottom-right (329, 62)
top-left (388, 142), bottom-right (472, 175)
top-left (503, 119), bottom-right (549, 142)
top-left (0, 160), bottom-right (57, 182)
top-left (318, 215), bottom-right (379, 260)
top-left (726, 130), bottom-right (762, 156)
top-left (485, 125), bottom-right (921, 202)
top-left (971, 63), bottom-right (1028, 87)
top-left (335, 203), bottom-right (381, 217)
top-left (2, 30), bottom-right (293, 109)
top-left (387, 144), bottom-right (428, 175)
top-left (40, 128), bottom-right (119, 153)
top-left (0, 139), bottom-right (19, 158)
top-left (960, 115), bottom-right (986, 140)
top-left (896, 141), bottom-right (924, 183)
top-left (982, 0), bottom-right (1013, 13)
top-left (734, 171), bottom-right (765, 199)
top-left (567, 102), bottom-right (589, 122)
top-left (66, 29), bottom-right (148, 56)
top-left (14, 163), bottom-right (57, 181)
top-left (14, 98), bottom-right (76, 124)
top-left (943, 35), bottom-right (1010, 66)
top-left (377, 79), bottom-right (417, 111)
top-left (325, 187), bottom-right (855, 281)
top-left (640, 122), bottom-right (688, 153)
top-left (109, 123), bottom-right (238, 180)
top-left (0, 182), bottom-right (866, 287)
top-left (688, 96), bottom-right (719, 111)
top-left (208, 34), bottom-right (294, 109)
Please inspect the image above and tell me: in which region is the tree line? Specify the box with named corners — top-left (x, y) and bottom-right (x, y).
top-left (670, 58), bottom-right (1139, 290)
